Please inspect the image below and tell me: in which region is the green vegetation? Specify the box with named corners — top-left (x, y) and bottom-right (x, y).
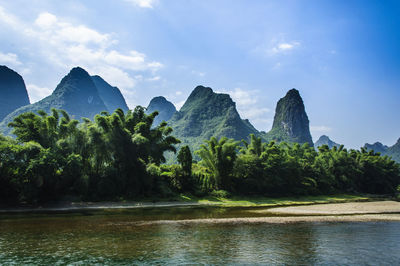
top-left (263, 89), bottom-right (313, 145)
top-left (195, 194), bottom-right (374, 207)
top-left (0, 67), bottom-right (116, 135)
top-left (167, 86), bottom-right (260, 160)
top-left (1, 108), bottom-right (399, 205)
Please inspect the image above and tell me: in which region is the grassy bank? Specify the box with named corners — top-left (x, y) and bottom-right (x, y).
top-left (1, 194), bottom-right (394, 212)
top-left (169, 194), bottom-right (389, 208)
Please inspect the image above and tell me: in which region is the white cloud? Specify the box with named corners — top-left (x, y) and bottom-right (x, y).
top-left (26, 84), bottom-right (52, 103)
top-left (0, 6), bottom-right (163, 105)
top-left (0, 6), bottom-right (19, 28)
top-left (191, 70), bottom-right (205, 77)
top-left (174, 100), bottom-right (185, 110)
top-left (218, 87), bottom-right (257, 108)
top-left (147, 76), bottom-right (161, 81)
top-left (269, 41), bottom-right (300, 55)
top-left (310, 125), bottom-right (332, 133)
top-left (89, 65), bottom-right (136, 89)
top-left (124, 0), bottom-right (156, 8)
top-left (217, 87), bottom-right (270, 130)
top-left (241, 107), bottom-right (270, 120)
top-left (34, 12), bottom-right (57, 28)
top-left (0, 52), bottom-right (21, 66)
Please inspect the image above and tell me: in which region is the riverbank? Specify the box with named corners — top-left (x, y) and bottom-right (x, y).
top-left (119, 201), bottom-right (400, 225)
top-left (0, 194), bottom-right (393, 213)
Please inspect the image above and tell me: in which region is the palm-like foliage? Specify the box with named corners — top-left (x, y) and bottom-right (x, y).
top-left (196, 137), bottom-right (239, 190)
top-left (1, 107), bottom-right (400, 203)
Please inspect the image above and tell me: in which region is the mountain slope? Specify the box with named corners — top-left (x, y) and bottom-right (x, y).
top-left (91, 75), bottom-right (129, 113)
top-left (315, 135), bottom-right (340, 149)
top-left (364, 139), bottom-right (400, 163)
top-left (146, 96), bottom-right (176, 126)
top-left (386, 138), bottom-right (400, 162)
top-left (0, 67), bottom-right (107, 134)
top-left (263, 89), bottom-right (313, 146)
top-left (0, 65), bottom-right (30, 121)
top-left (364, 142), bottom-right (389, 154)
top-left (168, 85), bottom-right (260, 151)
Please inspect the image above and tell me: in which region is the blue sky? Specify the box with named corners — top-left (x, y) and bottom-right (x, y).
top-left (0, 0), bottom-right (399, 148)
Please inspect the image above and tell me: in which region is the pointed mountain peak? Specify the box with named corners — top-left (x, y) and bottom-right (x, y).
top-left (285, 88), bottom-right (301, 98)
top-left (182, 85), bottom-right (233, 111)
top-left (264, 88), bottom-right (313, 146)
top-left (318, 135), bottom-right (330, 140)
top-left (146, 96), bottom-right (176, 125)
top-left (187, 85), bottom-right (214, 100)
top-left (149, 96), bottom-right (171, 105)
top-left (0, 65), bottom-right (18, 74)
top-left (0, 65), bottom-right (30, 121)
top-left (53, 67), bottom-right (94, 95)
top-left (315, 135), bottom-right (340, 148)
top-left (168, 85), bottom-right (259, 143)
top-left (46, 66), bottom-right (107, 117)
top-left (192, 85), bottom-right (213, 94)
top-left (69, 66), bottom-right (90, 77)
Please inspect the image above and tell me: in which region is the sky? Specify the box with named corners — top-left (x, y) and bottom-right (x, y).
top-left (0, 0), bottom-right (399, 148)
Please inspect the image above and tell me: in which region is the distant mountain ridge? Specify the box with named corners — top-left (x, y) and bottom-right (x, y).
top-left (364, 142), bottom-right (389, 154)
top-left (315, 135), bottom-right (340, 149)
top-left (364, 139), bottom-right (400, 163)
top-left (0, 65), bottom-right (30, 121)
top-left (167, 85), bottom-right (260, 152)
top-left (263, 89), bottom-right (313, 146)
top-left (387, 139), bottom-right (400, 162)
top-left (0, 67), bottom-right (128, 135)
top-left (145, 96), bottom-right (176, 126)
top-left (6, 66), bottom-right (396, 165)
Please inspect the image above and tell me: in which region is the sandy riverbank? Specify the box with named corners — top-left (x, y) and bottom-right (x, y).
top-left (108, 201), bottom-right (400, 226)
top-left (264, 201), bottom-right (400, 215)
top-left (132, 213), bottom-right (400, 226)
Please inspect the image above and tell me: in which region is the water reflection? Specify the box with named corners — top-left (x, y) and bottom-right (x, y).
top-left (0, 207), bottom-right (400, 264)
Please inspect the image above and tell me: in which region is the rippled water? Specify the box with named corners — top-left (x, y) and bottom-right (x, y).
top-left (0, 206), bottom-right (399, 264)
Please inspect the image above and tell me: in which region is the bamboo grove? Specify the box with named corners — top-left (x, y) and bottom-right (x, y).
top-left (1, 108), bottom-right (399, 204)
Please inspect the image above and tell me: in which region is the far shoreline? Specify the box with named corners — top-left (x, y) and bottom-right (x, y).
top-left (0, 194), bottom-right (397, 214)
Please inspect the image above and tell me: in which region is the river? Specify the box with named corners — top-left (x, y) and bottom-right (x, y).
top-left (0, 206), bottom-right (399, 264)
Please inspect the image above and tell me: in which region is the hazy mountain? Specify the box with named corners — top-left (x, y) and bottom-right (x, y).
top-left (315, 135), bottom-right (341, 149)
top-left (263, 89), bottom-right (313, 146)
top-left (146, 96), bottom-right (176, 126)
top-left (0, 67), bottom-right (108, 134)
top-left (386, 138), bottom-right (400, 162)
top-left (0, 66), bottom-right (30, 121)
top-left (364, 140), bottom-right (400, 163)
top-left (168, 85), bottom-right (259, 151)
top-left (91, 75), bottom-right (129, 113)
top-left (364, 142), bottom-right (389, 154)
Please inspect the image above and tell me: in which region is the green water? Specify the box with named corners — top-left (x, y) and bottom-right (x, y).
top-left (0, 206), bottom-right (399, 264)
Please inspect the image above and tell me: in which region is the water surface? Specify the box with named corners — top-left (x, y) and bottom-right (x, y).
top-left (0, 206), bottom-right (399, 264)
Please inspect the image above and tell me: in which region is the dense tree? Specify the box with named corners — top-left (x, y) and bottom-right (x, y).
top-left (196, 137), bottom-right (240, 190)
top-left (177, 145), bottom-right (193, 191)
top-left (1, 108), bottom-right (399, 205)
